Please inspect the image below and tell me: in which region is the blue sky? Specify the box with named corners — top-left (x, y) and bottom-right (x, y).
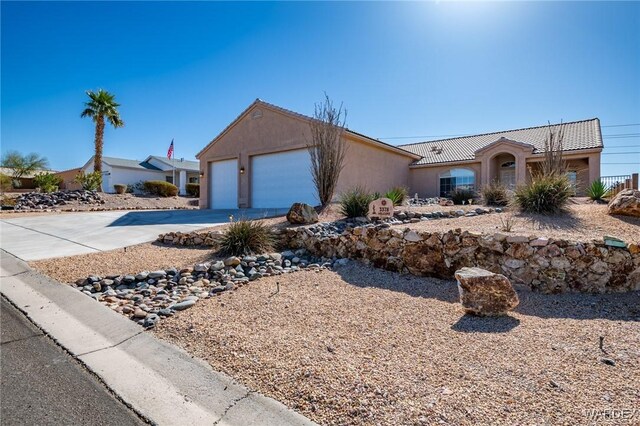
top-left (2, 1), bottom-right (639, 176)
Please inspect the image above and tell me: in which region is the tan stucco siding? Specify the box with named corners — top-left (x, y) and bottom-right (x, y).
top-left (409, 162), bottom-right (482, 198)
top-left (337, 136), bottom-right (413, 197)
top-left (198, 107), bottom-right (312, 208)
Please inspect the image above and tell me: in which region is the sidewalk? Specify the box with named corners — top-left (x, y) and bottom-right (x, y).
top-left (0, 250), bottom-right (316, 426)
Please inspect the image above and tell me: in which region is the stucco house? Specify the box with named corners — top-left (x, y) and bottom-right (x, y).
top-left (58, 155), bottom-right (200, 194)
top-left (197, 99), bottom-right (603, 209)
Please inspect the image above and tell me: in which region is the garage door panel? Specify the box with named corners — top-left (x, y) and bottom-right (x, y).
top-left (251, 150), bottom-right (316, 208)
top-left (209, 159), bottom-right (238, 209)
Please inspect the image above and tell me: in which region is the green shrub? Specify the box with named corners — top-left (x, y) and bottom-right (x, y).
top-left (384, 186), bottom-right (408, 206)
top-left (33, 173), bottom-right (62, 193)
top-left (113, 184), bottom-right (127, 194)
top-left (339, 187), bottom-right (375, 218)
top-left (514, 173), bottom-right (572, 214)
top-left (74, 171), bottom-right (102, 191)
top-left (449, 188), bottom-right (476, 205)
top-left (0, 173), bottom-right (11, 192)
top-left (186, 183), bottom-right (200, 197)
top-left (586, 179), bottom-right (607, 201)
top-left (143, 180), bottom-right (178, 197)
top-left (481, 181), bottom-right (509, 206)
top-left (218, 220), bottom-right (274, 256)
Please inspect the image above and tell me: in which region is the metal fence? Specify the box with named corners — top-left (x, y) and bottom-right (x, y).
top-left (600, 173), bottom-right (639, 196)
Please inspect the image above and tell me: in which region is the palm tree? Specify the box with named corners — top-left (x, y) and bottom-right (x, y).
top-left (80, 90), bottom-right (124, 181)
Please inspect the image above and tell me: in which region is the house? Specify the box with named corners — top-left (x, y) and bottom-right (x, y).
top-left (59, 155), bottom-right (200, 194)
top-left (197, 99), bottom-right (603, 209)
top-left (0, 167), bottom-right (58, 190)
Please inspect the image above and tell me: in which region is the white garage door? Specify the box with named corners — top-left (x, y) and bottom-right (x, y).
top-left (251, 149), bottom-right (316, 208)
top-left (209, 159), bottom-right (238, 209)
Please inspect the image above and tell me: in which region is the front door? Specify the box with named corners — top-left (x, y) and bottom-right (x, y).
top-left (500, 169), bottom-right (516, 189)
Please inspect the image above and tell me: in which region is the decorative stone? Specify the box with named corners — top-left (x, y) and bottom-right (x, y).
top-left (506, 235), bottom-right (529, 244)
top-left (608, 189), bottom-right (640, 217)
top-left (171, 300), bottom-right (196, 311)
top-left (286, 203), bottom-right (319, 224)
top-left (454, 267), bottom-right (520, 316)
top-left (603, 236), bottom-right (626, 248)
top-left (404, 230), bottom-right (423, 242)
top-left (224, 257), bottom-right (241, 267)
top-left (530, 238), bottom-right (549, 247)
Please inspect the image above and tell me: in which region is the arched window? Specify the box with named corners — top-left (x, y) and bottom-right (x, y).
top-left (501, 161), bottom-right (515, 168)
top-left (439, 168), bottom-right (475, 197)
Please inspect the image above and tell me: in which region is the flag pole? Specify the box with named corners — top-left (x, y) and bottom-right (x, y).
top-left (172, 139), bottom-right (176, 186)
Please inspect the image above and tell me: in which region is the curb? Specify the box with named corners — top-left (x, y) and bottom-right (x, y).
top-left (0, 250), bottom-right (316, 426)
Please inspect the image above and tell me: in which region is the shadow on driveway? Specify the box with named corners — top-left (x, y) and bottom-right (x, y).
top-left (106, 208), bottom-right (288, 227)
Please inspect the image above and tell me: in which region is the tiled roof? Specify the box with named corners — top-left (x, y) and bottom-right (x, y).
top-left (101, 156), bottom-right (162, 171)
top-left (399, 118), bottom-right (603, 166)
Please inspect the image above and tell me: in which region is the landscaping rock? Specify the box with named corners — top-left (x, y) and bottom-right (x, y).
top-left (454, 267), bottom-right (520, 316)
top-left (608, 189), bottom-right (640, 217)
top-left (286, 203), bottom-right (319, 224)
top-left (171, 300), bottom-right (196, 311)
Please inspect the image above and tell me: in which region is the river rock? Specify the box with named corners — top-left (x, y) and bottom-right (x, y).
top-left (454, 267), bottom-right (519, 316)
top-left (608, 189), bottom-right (640, 217)
top-left (171, 300), bottom-right (196, 311)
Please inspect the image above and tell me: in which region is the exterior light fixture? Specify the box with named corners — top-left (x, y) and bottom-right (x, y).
top-left (199, 170), bottom-right (204, 177)
top-left (240, 166), bottom-right (245, 174)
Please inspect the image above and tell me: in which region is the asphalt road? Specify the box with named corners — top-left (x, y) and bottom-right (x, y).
top-left (0, 297), bottom-right (145, 425)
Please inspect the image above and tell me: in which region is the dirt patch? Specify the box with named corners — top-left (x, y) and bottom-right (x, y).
top-left (400, 204), bottom-right (640, 242)
top-left (154, 263), bottom-right (640, 426)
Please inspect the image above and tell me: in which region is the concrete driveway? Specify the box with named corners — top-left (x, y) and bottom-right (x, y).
top-left (0, 208), bottom-right (287, 261)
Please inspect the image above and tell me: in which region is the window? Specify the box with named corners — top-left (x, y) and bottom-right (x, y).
top-left (567, 171), bottom-right (577, 194)
top-left (501, 161), bottom-right (515, 168)
top-left (165, 176), bottom-right (173, 184)
top-left (188, 176), bottom-right (199, 184)
top-left (439, 168), bottom-right (475, 197)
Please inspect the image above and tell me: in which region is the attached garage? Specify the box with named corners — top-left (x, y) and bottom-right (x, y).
top-left (209, 158), bottom-right (238, 209)
top-left (196, 100), bottom-right (419, 210)
top-left (251, 149), bottom-right (316, 208)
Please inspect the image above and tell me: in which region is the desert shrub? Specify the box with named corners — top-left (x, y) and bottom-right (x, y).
top-left (33, 173), bottom-right (62, 193)
top-left (449, 188), bottom-right (476, 205)
top-left (186, 183), bottom-right (200, 197)
top-left (143, 180), bottom-right (178, 197)
top-left (586, 179), bottom-right (607, 201)
top-left (218, 220), bottom-right (274, 256)
top-left (74, 171), bottom-right (102, 191)
top-left (384, 186), bottom-right (408, 206)
top-left (514, 173), bottom-right (572, 214)
top-left (0, 173), bottom-right (11, 192)
top-left (481, 181), bottom-right (510, 206)
top-left (113, 184), bottom-right (127, 194)
top-left (339, 187), bottom-right (375, 218)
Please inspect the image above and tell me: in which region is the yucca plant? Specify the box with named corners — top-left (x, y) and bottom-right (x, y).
top-left (514, 172), bottom-right (572, 214)
top-left (384, 186), bottom-right (408, 206)
top-left (339, 187), bottom-right (375, 218)
top-left (218, 220), bottom-right (274, 256)
top-left (586, 179), bottom-right (607, 201)
top-left (481, 181), bottom-right (510, 206)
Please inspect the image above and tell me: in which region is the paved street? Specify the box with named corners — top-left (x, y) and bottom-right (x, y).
top-left (0, 297), bottom-right (145, 425)
top-left (0, 208), bottom-right (287, 261)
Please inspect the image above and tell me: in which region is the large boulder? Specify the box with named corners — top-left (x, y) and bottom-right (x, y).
top-left (608, 189), bottom-right (640, 217)
top-left (454, 267), bottom-right (519, 316)
top-left (286, 203), bottom-right (318, 224)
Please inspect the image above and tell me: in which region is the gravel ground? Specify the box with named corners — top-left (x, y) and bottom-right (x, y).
top-left (0, 193), bottom-right (198, 218)
top-left (154, 263), bottom-right (640, 426)
top-left (400, 204), bottom-right (640, 242)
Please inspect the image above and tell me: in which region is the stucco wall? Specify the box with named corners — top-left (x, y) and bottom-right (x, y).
top-left (198, 105), bottom-right (416, 208)
top-left (337, 135), bottom-right (413, 196)
top-left (409, 162), bottom-right (482, 198)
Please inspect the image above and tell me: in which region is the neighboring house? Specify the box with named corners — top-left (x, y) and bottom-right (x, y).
top-left (68, 155), bottom-right (200, 194)
top-left (0, 167), bottom-right (58, 190)
top-left (197, 99), bottom-right (603, 209)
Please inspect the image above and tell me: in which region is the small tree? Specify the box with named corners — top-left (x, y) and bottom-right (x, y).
top-left (307, 93), bottom-right (348, 209)
top-left (0, 151), bottom-right (49, 188)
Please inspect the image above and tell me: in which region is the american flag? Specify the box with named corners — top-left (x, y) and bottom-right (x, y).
top-left (167, 139), bottom-right (174, 159)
